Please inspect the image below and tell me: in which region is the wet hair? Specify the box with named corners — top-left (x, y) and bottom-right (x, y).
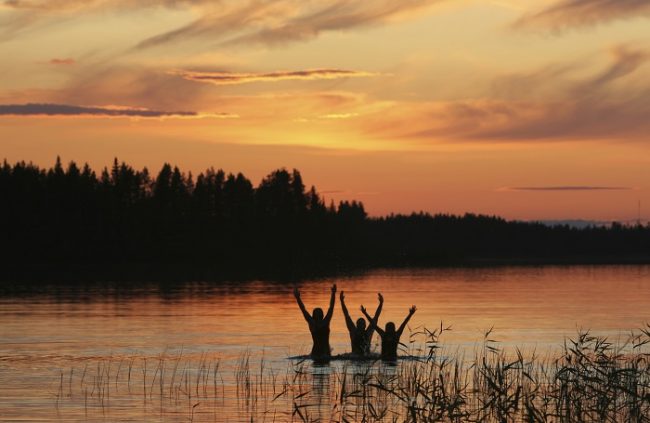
top-left (356, 318), bottom-right (366, 330)
top-left (385, 322), bottom-right (396, 334)
top-left (312, 308), bottom-right (324, 321)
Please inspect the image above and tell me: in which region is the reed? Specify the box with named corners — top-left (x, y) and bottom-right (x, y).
top-left (53, 325), bottom-right (650, 422)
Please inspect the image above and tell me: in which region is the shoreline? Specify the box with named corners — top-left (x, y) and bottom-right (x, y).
top-left (2, 259), bottom-right (650, 293)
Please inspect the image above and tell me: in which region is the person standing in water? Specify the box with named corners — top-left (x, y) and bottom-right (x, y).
top-left (293, 284), bottom-right (337, 361)
top-left (362, 305), bottom-right (416, 361)
top-left (340, 291), bottom-right (383, 356)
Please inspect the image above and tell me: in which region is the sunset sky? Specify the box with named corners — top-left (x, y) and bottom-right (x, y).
top-left (1, 0), bottom-right (650, 221)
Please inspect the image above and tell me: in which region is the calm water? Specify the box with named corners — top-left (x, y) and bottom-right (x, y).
top-left (2, 266), bottom-right (650, 421)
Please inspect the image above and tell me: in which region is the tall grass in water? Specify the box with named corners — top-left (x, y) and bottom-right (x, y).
top-left (359, 324), bottom-right (650, 422)
top-left (54, 325), bottom-right (650, 422)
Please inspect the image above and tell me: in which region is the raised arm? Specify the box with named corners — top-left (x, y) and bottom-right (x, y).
top-left (293, 287), bottom-right (312, 324)
top-left (340, 291), bottom-right (355, 332)
top-left (361, 306), bottom-right (384, 336)
top-left (397, 305), bottom-right (417, 337)
top-left (324, 284), bottom-right (337, 323)
top-left (368, 293), bottom-right (384, 331)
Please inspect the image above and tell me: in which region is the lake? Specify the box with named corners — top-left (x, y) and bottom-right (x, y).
top-left (2, 266), bottom-right (650, 422)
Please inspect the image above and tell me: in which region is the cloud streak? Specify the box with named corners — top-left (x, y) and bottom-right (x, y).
top-left (1, 0), bottom-right (206, 12)
top-left (0, 103), bottom-right (236, 118)
top-left (49, 58), bottom-right (76, 65)
top-left (366, 45), bottom-right (650, 143)
top-left (173, 69), bottom-right (378, 85)
top-left (0, 0), bottom-right (207, 38)
top-left (504, 186), bottom-right (632, 192)
top-left (222, 0), bottom-right (442, 47)
top-left (514, 0), bottom-right (650, 31)
top-left (3, 0), bottom-right (445, 54)
top-left (135, 0), bottom-right (442, 49)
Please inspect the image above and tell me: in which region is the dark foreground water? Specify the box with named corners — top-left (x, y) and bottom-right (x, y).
top-left (1, 266), bottom-right (650, 422)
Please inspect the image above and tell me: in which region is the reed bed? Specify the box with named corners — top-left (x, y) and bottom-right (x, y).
top-left (54, 324), bottom-right (650, 422)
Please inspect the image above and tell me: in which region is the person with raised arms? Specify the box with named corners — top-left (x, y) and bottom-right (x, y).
top-left (340, 291), bottom-right (383, 357)
top-left (293, 284), bottom-right (337, 362)
top-left (362, 305), bottom-right (416, 361)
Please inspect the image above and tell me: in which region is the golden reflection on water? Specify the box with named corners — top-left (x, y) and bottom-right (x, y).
top-left (1, 266), bottom-right (650, 421)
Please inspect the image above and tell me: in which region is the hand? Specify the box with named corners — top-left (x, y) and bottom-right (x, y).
top-left (331, 284), bottom-right (337, 293)
top-left (378, 293), bottom-right (384, 303)
top-left (360, 305), bottom-right (367, 314)
top-left (409, 305), bottom-right (417, 315)
top-left (293, 287), bottom-right (300, 298)
top-left (340, 291), bottom-right (345, 302)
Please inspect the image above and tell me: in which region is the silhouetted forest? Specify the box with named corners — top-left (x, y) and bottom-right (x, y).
top-left (2, 158), bottom-right (650, 282)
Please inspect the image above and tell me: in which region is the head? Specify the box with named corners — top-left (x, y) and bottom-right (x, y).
top-left (385, 322), bottom-right (396, 334)
top-left (312, 308), bottom-right (324, 322)
top-left (356, 318), bottom-right (366, 331)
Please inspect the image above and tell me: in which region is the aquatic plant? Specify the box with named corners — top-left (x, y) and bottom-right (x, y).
top-left (53, 324), bottom-right (650, 422)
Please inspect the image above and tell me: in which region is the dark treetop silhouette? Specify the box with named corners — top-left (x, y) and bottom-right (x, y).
top-left (294, 284), bottom-right (337, 361)
top-left (2, 157), bottom-right (650, 282)
top-left (340, 291), bottom-right (383, 356)
top-left (363, 305), bottom-right (416, 361)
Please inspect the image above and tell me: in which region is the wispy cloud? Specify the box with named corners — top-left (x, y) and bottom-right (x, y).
top-left (503, 186), bottom-right (632, 192)
top-left (135, 0), bottom-right (442, 49)
top-left (0, 0), bottom-right (208, 40)
top-left (134, 1), bottom-right (286, 50)
top-left (587, 46), bottom-right (649, 87)
top-left (1, 0), bottom-right (206, 12)
top-left (2, 0), bottom-right (445, 59)
top-left (221, 0), bottom-right (442, 47)
top-left (47, 66), bottom-right (210, 112)
top-left (173, 69), bottom-right (378, 85)
top-left (48, 58), bottom-right (76, 65)
top-left (366, 45), bottom-right (650, 143)
top-left (514, 0), bottom-right (650, 31)
top-left (0, 103), bottom-right (236, 119)
top-left (319, 112), bottom-right (359, 119)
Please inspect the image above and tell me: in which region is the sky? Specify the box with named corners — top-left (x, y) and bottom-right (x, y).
top-left (1, 0), bottom-right (650, 221)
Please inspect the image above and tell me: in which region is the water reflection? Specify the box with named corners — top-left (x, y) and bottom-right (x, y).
top-left (311, 365), bottom-right (333, 421)
top-left (2, 266), bottom-right (650, 422)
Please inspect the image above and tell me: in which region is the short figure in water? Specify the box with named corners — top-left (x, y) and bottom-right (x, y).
top-left (293, 284), bottom-right (337, 362)
top-left (362, 305), bottom-right (416, 361)
top-left (340, 291), bottom-right (383, 357)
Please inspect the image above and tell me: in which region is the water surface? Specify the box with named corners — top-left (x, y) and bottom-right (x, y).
top-left (2, 266), bottom-right (649, 421)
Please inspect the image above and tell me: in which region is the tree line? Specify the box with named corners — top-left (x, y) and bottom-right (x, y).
top-left (1, 158), bottom-right (649, 281)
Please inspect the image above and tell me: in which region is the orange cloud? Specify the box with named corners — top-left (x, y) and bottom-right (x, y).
top-left (364, 45), bottom-right (650, 143)
top-left (47, 66), bottom-right (209, 112)
top-left (319, 113), bottom-right (359, 119)
top-left (135, 0), bottom-right (443, 49)
top-left (503, 186), bottom-right (632, 192)
top-left (1, 0), bottom-right (205, 11)
top-left (368, 95), bottom-right (650, 143)
top-left (220, 0), bottom-right (443, 47)
top-left (514, 0), bottom-right (650, 31)
top-left (173, 69), bottom-right (379, 85)
top-left (49, 58), bottom-right (76, 65)
top-left (1, 1), bottom-right (446, 48)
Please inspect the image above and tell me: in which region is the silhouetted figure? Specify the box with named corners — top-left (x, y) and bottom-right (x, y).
top-left (340, 291), bottom-right (383, 356)
top-left (294, 284), bottom-right (337, 361)
top-left (362, 305), bottom-right (416, 361)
